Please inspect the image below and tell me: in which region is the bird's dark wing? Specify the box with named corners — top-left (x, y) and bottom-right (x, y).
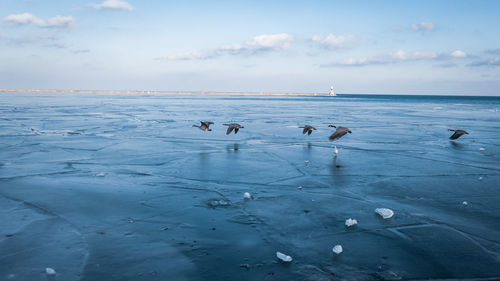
top-left (302, 127), bottom-right (308, 134)
top-left (201, 121), bottom-right (213, 127)
top-left (450, 131), bottom-right (463, 140)
top-left (235, 128), bottom-right (239, 134)
top-left (226, 126), bottom-right (235, 135)
top-left (308, 130), bottom-right (312, 135)
top-left (329, 128), bottom-right (348, 141)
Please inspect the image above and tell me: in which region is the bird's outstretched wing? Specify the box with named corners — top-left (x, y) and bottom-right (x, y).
top-left (329, 127), bottom-right (349, 141)
top-left (302, 127), bottom-right (309, 134)
top-left (307, 130), bottom-right (312, 136)
top-left (450, 131), bottom-right (463, 140)
top-left (235, 128), bottom-right (239, 134)
top-left (226, 126), bottom-right (235, 135)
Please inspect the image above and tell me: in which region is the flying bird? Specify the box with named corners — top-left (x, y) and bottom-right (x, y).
top-left (223, 123), bottom-right (244, 134)
top-left (448, 129), bottom-right (468, 140)
top-left (193, 121), bottom-right (214, 131)
top-left (299, 125), bottom-right (316, 136)
top-left (328, 125), bottom-right (352, 141)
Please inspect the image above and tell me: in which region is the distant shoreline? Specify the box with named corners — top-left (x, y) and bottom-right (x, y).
top-left (0, 89), bottom-right (326, 96)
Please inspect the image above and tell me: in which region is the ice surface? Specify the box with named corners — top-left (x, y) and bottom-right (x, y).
top-left (332, 245), bottom-right (343, 255)
top-left (276, 252), bottom-right (292, 262)
top-left (375, 208), bottom-right (394, 219)
top-left (345, 218), bottom-right (358, 227)
top-left (1, 93), bottom-right (500, 280)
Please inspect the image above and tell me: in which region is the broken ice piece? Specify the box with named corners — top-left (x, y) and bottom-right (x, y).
top-left (297, 186), bottom-right (303, 190)
top-left (304, 160), bottom-right (309, 164)
top-left (96, 172), bottom-right (106, 177)
top-left (334, 146), bottom-right (338, 155)
top-left (276, 251), bottom-right (292, 262)
top-left (345, 218), bottom-right (357, 227)
top-left (478, 177), bottom-right (483, 181)
top-left (374, 208), bottom-right (394, 219)
top-left (46, 268), bottom-right (56, 275)
top-left (332, 245), bottom-right (343, 255)
top-left (243, 192), bottom-right (251, 200)
top-left (479, 147), bottom-right (485, 151)
top-left (462, 201), bottom-right (468, 206)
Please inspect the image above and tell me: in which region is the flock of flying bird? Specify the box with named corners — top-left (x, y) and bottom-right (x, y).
top-left (193, 121), bottom-right (469, 141)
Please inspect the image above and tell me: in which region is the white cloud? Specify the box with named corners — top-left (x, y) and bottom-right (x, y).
top-left (324, 49), bottom-right (467, 67)
top-left (411, 22), bottom-right (435, 31)
top-left (246, 33), bottom-right (294, 50)
top-left (158, 33), bottom-right (294, 61)
top-left (312, 34), bottom-right (355, 49)
top-left (93, 0), bottom-right (134, 11)
top-left (449, 50), bottom-right (467, 58)
top-left (161, 50), bottom-right (209, 61)
top-left (3, 13), bottom-right (74, 28)
top-left (391, 50), bottom-right (437, 60)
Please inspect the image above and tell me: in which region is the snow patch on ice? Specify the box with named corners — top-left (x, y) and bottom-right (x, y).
top-left (375, 208), bottom-right (394, 219)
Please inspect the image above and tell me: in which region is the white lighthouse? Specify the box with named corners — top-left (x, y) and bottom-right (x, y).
top-left (329, 86), bottom-right (336, 96)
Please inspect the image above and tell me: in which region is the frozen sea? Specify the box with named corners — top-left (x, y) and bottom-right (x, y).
top-left (1, 92), bottom-right (499, 281)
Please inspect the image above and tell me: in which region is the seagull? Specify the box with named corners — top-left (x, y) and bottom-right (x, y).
top-left (328, 125), bottom-right (352, 141)
top-left (448, 129), bottom-right (468, 140)
top-left (193, 121), bottom-right (213, 131)
top-left (299, 125), bottom-right (316, 136)
top-left (223, 123), bottom-right (244, 135)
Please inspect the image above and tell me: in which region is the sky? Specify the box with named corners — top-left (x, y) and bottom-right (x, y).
top-left (1, 0), bottom-right (500, 95)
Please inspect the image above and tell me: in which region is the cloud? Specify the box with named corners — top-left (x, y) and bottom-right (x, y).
top-left (312, 33), bottom-right (355, 49)
top-left (322, 49), bottom-right (467, 67)
top-left (467, 57), bottom-right (500, 67)
top-left (449, 50), bottom-right (467, 58)
top-left (485, 48), bottom-right (500, 55)
top-left (3, 13), bottom-right (74, 28)
top-left (411, 22), bottom-right (435, 31)
top-left (93, 0), bottom-right (133, 11)
top-left (157, 33), bottom-right (294, 61)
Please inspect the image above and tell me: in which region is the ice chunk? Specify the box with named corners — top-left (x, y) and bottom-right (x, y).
top-left (345, 218), bottom-right (357, 227)
top-left (276, 251), bottom-right (292, 262)
top-left (243, 192), bottom-right (251, 200)
top-left (478, 177), bottom-right (483, 181)
top-left (462, 201), bottom-right (468, 205)
top-left (375, 208), bottom-right (394, 219)
top-left (46, 268), bottom-right (56, 275)
top-left (334, 146), bottom-right (338, 155)
top-left (96, 172), bottom-right (106, 177)
top-left (479, 147), bottom-right (485, 151)
top-left (332, 245), bottom-right (343, 255)
top-left (297, 186), bottom-right (303, 190)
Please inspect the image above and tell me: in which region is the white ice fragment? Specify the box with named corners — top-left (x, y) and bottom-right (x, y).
top-left (243, 192), bottom-right (251, 200)
top-left (304, 160), bottom-right (309, 164)
top-left (332, 245), bottom-right (343, 255)
top-left (46, 268), bottom-right (56, 275)
top-left (375, 208), bottom-right (394, 219)
top-left (297, 186), bottom-right (303, 190)
top-left (479, 147), bottom-right (485, 151)
top-left (96, 172), bottom-right (106, 177)
top-left (276, 251), bottom-right (292, 262)
top-left (345, 218), bottom-right (357, 227)
top-left (462, 201), bottom-right (468, 206)
top-left (478, 177), bottom-right (483, 181)
top-left (334, 146), bottom-right (338, 155)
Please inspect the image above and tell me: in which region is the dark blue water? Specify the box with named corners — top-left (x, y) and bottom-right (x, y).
top-left (1, 92), bottom-right (499, 280)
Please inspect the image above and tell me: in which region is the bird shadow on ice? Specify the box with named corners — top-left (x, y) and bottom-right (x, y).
top-left (226, 143), bottom-right (239, 152)
top-left (449, 140), bottom-right (466, 150)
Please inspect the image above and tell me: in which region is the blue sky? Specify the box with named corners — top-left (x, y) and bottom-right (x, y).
top-left (1, 0), bottom-right (500, 95)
